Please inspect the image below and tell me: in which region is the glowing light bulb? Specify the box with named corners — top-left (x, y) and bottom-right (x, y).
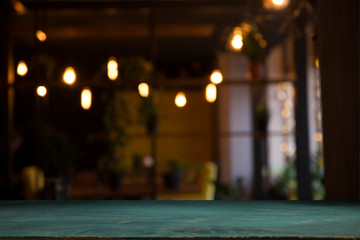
top-left (277, 91), bottom-right (287, 101)
top-left (17, 61), bottom-right (28, 76)
top-left (281, 109), bottom-right (291, 119)
top-left (231, 35), bottom-right (243, 50)
top-left (317, 112), bottom-right (322, 121)
top-left (281, 125), bottom-right (290, 134)
top-left (14, 0), bottom-right (27, 14)
top-left (210, 69), bottom-right (223, 84)
top-left (280, 142), bottom-right (289, 153)
top-left (284, 100), bottom-right (293, 109)
top-left (272, 0), bottom-right (285, 6)
top-left (63, 67), bottom-right (76, 85)
top-left (36, 30), bottom-right (47, 42)
top-left (315, 58), bottom-right (320, 68)
top-left (36, 86), bottom-right (47, 97)
top-left (107, 57), bottom-right (118, 81)
top-left (314, 133), bottom-right (323, 142)
top-left (175, 92), bottom-right (187, 108)
top-left (264, 0), bottom-right (289, 10)
top-left (138, 83), bottom-right (149, 98)
top-left (81, 88), bottom-right (92, 110)
top-left (205, 83), bottom-right (217, 103)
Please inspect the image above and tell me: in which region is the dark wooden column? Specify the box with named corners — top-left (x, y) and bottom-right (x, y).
top-left (0, 0), bottom-right (15, 199)
top-left (318, 0), bottom-right (360, 200)
top-left (294, 26), bottom-right (312, 200)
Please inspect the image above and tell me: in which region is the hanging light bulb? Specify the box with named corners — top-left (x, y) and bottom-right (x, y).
top-left (205, 83), bottom-right (217, 103)
top-left (81, 88), bottom-right (92, 110)
top-left (107, 57), bottom-right (118, 81)
top-left (175, 92), bottom-right (187, 108)
top-left (272, 0), bottom-right (285, 6)
top-left (17, 61), bottom-right (28, 76)
top-left (138, 83), bottom-right (149, 98)
top-left (63, 67), bottom-right (76, 85)
top-left (36, 30), bottom-right (47, 42)
top-left (230, 27), bottom-right (243, 51)
top-left (210, 69), bottom-right (223, 84)
top-left (231, 35), bottom-right (243, 50)
top-left (36, 86), bottom-right (47, 97)
top-left (263, 0), bottom-right (290, 10)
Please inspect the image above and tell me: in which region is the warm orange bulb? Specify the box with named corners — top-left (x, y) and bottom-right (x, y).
top-left (17, 61), bottom-right (28, 76)
top-left (175, 92), bottom-right (187, 107)
top-left (81, 88), bottom-right (92, 110)
top-left (210, 69), bottom-right (223, 84)
top-left (107, 57), bottom-right (118, 81)
top-left (36, 30), bottom-right (47, 42)
top-left (63, 67), bottom-right (76, 85)
top-left (205, 83), bottom-right (217, 103)
top-left (36, 86), bottom-right (47, 97)
top-left (138, 83), bottom-right (149, 97)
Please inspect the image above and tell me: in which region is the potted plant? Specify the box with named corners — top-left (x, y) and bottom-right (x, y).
top-left (241, 22), bottom-right (268, 80)
top-left (42, 128), bottom-right (76, 199)
top-left (100, 92), bottom-right (131, 189)
top-left (139, 94), bottom-right (158, 137)
top-left (163, 159), bottom-right (185, 189)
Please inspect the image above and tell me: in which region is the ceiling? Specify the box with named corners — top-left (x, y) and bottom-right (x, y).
top-left (7, 0), bottom-right (304, 80)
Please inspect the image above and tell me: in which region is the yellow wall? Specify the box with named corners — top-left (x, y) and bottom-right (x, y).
top-left (115, 89), bottom-right (213, 173)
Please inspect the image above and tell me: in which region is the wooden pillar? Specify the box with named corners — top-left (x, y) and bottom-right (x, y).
top-left (294, 26), bottom-right (312, 200)
top-left (0, 0), bottom-right (15, 199)
top-left (318, 0), bottom-right (360, 200)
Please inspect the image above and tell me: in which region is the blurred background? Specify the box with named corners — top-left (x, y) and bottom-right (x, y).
top-left (0, 0), bottom-right (354, 200)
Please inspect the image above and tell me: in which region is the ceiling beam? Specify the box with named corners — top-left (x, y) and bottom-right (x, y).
top-left (21, 0), bottom-right (248, 9)
top-left (11, 24), bottom-right (215, 38)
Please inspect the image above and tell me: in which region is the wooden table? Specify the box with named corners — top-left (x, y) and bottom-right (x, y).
top-left (1, 201), bottom-right (359, 239)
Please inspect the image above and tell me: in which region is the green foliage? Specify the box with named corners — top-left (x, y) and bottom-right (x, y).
top-left (103, 95), bottom-right (132, 148)
top-left (272, 148), bottom-right (325, 200)
top-left (101, 92), bottom-right (132, 176)
top-left (241, 23), bottom-right (268, 62)
top-left (311, 149), bottom-right (325, 200)
top-left (138, 94), bottom-right (159, 137)
top-left (215, 177), bottom-right (246, 200)
top-left (272, 156), bottom-right (297, 198)
top-left (43, 129), bottom-right (75, 178)
top-left (117, 56), bottom-right (153, 85)
top-left (166, 159), bottom-right (186, 173)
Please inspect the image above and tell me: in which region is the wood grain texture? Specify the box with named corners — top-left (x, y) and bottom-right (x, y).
top-left (318, 0), bottom-right (360, 199)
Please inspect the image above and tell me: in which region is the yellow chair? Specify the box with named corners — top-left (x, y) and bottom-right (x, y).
top-left (156, 161), bottom-right (218, 200)
top-left (21, 166), bottom-right (45, 199)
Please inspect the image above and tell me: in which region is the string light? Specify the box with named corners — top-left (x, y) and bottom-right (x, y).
top-left (36, 30), bottom-right (47, 42)
top-left (205, 83), bottom-right (217, 103)
top-left (314, 133), bottom-right (323, 142)
top-left (175, 92), bottom-right (187, 108)
top-left (81, 88), bottom-right (92, 110)
top-left (230, 27), bottom-right (243, 51)
top-left (263, 0), bottom-right (290, 10)
top-left (277, 91), bottom-right (287, 101)
top-left (36, 86), bottom-right (47, 97)
top-left (231, 35), bottom-right (243, 50)
top-left (63, 67), bottom-right (76, 85)
top-left (107, 57), bottom-right (118, 81)
top-left (17, 61), bottom-right (28, 76)
top-left (280, 142), bottom-right (289, 153)
top-left (138, 83), bottom-right (149, 98)
top-left (210, 69), bottom-right (223, 84)
top-left (281, 109), bottom-right (291, 119)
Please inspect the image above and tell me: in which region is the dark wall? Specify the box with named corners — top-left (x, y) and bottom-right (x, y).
top-left (319, 0), bottom-right (360, 199)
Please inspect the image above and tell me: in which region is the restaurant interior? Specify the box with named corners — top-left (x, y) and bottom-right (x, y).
top-left (0, 0), bottom-right (359, 200)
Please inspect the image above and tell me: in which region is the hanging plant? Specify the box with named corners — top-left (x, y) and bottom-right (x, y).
top-left (241, 22), bottom-right (268, 63)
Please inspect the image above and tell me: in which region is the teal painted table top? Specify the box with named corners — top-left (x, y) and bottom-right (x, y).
top-left (0, 201), bottom-right (359, 239)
